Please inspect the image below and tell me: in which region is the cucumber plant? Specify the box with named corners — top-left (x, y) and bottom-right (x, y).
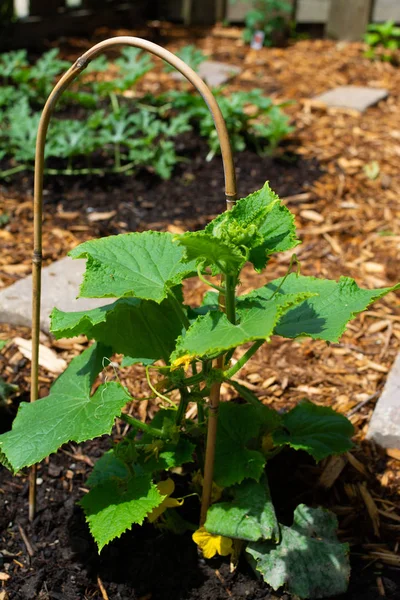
top-left (1, 182), bottom-right (398, 598)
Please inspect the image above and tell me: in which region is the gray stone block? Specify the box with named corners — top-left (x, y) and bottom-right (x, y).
top-left (366, 353), bottom-right (400, 449)
top-left (314, 86), bottom-right (388, 112)
top-left (172, 61), bottom-right (241, 87)
top-left (0, 256), bottom-right (108, 333)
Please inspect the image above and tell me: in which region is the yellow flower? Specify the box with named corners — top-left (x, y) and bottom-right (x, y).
top-left (193, 527), bottom-right (233, 559)
top-left (261, 433), bottom-right (275, 454)
top-left (171, 353), bottom-right (196, 371)
top-left (147, 478), bottom-right (183, 523)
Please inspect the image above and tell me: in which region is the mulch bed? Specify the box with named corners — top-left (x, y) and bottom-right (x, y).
top-left (1, 25), bottom-right (400, 599)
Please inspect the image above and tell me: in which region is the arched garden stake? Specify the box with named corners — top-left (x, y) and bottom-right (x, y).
top-left (30, 37), bottom-right (237, 522)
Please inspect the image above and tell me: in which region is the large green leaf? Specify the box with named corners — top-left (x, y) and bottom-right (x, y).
top-left (272, 401), bottom-right (354, 462)
top-left (205, 476), bottom-right (279, 542)
top-left (138, 437), bottom-right (195, 474)
top-left (205, 183), bottom-right (300, 271)
top-left (174, 231), bottom-right (245, 275)
top-left (0, 344), bottom-right (130, 473)
top-left (214, 403), bottom-right (265, 487)
top-left (69, 231), bottom-right (195, 302)
top-left (51, 294), bottom-right (184, 364)
top-left (80, 474), bottom-right (162, 551)
top-left (171, 292), bottom-right (311, 361)
top-left (247, 505), bottom-right (350, 599)
top-left (247, 274), bottom-right (400, 342)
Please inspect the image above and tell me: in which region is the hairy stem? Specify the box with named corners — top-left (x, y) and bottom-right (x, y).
top-left (224, 340), bottom-right (264, 379)
top-left (120, 413), bottom-right (168, 439)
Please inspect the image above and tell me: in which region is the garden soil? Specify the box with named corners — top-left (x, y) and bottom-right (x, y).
top-left (1, 28), bottom-right (400, 599)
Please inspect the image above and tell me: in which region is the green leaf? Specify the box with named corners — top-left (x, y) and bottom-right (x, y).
top-left (80, 474), bottom-right (162, 551)
top-left (227, 379), bottom-right (281, 434)
top-left (214, 403), bottom-right (266, 488)
top-left (272, 401), bottom-right (354, 462)
top-left (87, 450), bottom-right (130, 488)
top-left (172, 292), bottom-right (311, 361)
top-left (69, 231), bottom-right (195, 302)
top-left (139, 437), bottom-right (195, 473)
top-left (0, 377), bottom-right (17, 401)
top-left (246, 274), bottom-right (400, 342)
top-left (174, 231), bottom-right (245, 275)
top-left (205, 183), bottom-right (300, 271)
top-left (0, 344), bottom-right (130, 473)
top-left (205, 475), bottom-right (279, 542)
top-left (51, 293), bottom-right (184, 364)
top-left (247, 504), bottom-right (350, 599)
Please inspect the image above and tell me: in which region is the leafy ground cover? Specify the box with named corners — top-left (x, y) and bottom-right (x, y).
top-left (0, 27), bottom-right (400, 600)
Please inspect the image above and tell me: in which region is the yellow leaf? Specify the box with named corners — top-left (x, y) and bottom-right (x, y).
top-left (192, 527), bottom-right (233, 559)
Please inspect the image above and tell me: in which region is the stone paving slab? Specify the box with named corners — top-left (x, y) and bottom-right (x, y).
top-left (172, 60), bottom-right (241, 87)
top-left (0, 256), bottom-right (108, 334)
top-left (314, 86), bottom-right (388, 112)
top-left (366, 353), bottom-right (400, 449)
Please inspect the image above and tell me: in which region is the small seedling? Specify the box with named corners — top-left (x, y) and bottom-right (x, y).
top-left (1, 182), bottom-right (398, 598)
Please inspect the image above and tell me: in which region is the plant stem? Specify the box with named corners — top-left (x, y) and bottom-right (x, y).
top-left (197, 398), bottom-right (205, 425)
top-left (197, 264), bottom-right (225, 293)
top-left (175, 387), bottom-right (189, 425)
top-left (120, 413), bottom-right (168, 439)
top-left (200, 273), bottom-right (237, 526)
top-left (0, 163), bottom-right (27, 178)
top-left (114, 143), bottom-right (121, 170)
top-left (224, 340), bottom-right (264, 379)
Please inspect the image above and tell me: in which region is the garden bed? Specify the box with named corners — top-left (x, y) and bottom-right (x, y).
top-left (1, 31), bottom-right (400, 600)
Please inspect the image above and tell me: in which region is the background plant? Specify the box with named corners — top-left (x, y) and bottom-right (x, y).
top-left (0, 47), bottom-right (293, 179)
top-left (364, 20), bottom-right (400, 63)
top-left (1, 183), bottom-right (398, 598)
top-left (232, 0), bottom-right (292, 46)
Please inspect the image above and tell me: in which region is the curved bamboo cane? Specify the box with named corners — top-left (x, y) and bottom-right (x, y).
top-left (30, 36), bottom-right (237, 522)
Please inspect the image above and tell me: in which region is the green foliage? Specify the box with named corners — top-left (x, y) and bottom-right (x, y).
top-left (247, 505), bottom-right (350, 598)
top-left (162, 88), bottom-right (293, 159)
top-left (0, 47), bottom-right (292, 179)
top-left (164, 45), bottom-right (208, 73)
top-left (232, 0), bottom-right (292, 47)
top-left (272, 400), bottom-right (354, 461)
top-left (205, 476), bottom-right (279, 542)
top-left (1, 180), bottom-right (397, 597)
top-left (364, 20), bottom-right (400, 63)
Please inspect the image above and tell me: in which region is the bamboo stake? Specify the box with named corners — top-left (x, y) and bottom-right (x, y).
top-left (30, 36), bottom-right (237, 521)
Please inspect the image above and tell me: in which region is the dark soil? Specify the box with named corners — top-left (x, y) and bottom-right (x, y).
top-left (1, 437), bottom-right (399, 600)
top-left (3, 134), bottom-right (321, 239)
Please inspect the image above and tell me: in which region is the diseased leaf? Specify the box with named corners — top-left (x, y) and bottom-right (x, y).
top-left (174, 231), bottom-right (245, 275)
top-left (69, 231), bottom-right (195, 302)
top-left (205, 183), bottom-right (300, 271)
top-left (247, 505), bottom-right (350, 599)
top-left (248, 274), bottom-right (400, 342)
top-left (81, 474), bottom-right (162, 551)
top-left (214, 403), bottom-right (265, 487)
top-left (51, 293), bottom-right (184, 364)
top-left (0, 344), bottom-right (130, 473)
top-left (273, 400), bottom-right (354, 462)
top-left (172, 292), bottom-right (311, 361)
top-left (205, 475), bottom-right (279, 542)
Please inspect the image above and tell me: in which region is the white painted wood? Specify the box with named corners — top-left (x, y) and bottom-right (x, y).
top-left (296, 0), bottom-right (331, 23)
top-left (14, 0), bottom-right (29, 19)
top-left (66, 0), bottom-right (83, 7)
top-left (373, 0), bottom-right (400, 22)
